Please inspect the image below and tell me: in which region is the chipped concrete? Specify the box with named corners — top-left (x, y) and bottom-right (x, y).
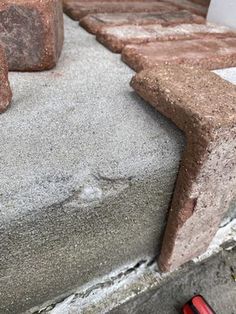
top-left (0, 16), bottom-right (184, 314)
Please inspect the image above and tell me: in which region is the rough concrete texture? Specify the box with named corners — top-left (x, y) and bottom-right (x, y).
top-left (39, 219), bottom-right (236, 314)
top-left (111, 246), bottom-right (236, 314)
top-left (63, 1), bottom-right (179, 20)
top-left (97, 22), bottom-right (234, 53)
top-left (80, 10), bottom-right (205, 35)
top-left (0, 16), bottom-right (185, 314)
top-left (0, 0), bottom-right (64, 71)
top-left (131, 65), bottom-right (236, 271)
top-left (164, 0), bottom-right (208, 16)
top-left (0, 46), bottom-right (12, 113)
top-left (122, 37), bottom-right (236, 72)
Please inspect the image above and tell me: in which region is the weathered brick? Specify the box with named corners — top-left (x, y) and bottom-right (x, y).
top-left (80, 10), bottom-right (205, 34)
top-left (63, 1), bottom-right (179, 21)
top-left (97, 23), bottom-right (234, 53)
top-left (131, 65), bottom-right (236, 271)
top-left (0, 46), bottom-right (12, 113)
top-left (122, 37), bottom-right (236, 72)
top-left (164, 0), bottom-right (208, 16)
top-left (190, 0), bottom-right (210, 7)
top-left (0, 0), bottom-right (64, 71)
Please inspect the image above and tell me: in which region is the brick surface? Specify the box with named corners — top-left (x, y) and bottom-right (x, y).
top-left (64, 1), bottom-right (179, 20)
top-left (0, 46), bottom-right (12, 113)
top-left (131, 65), bottom-right (236, 271)
top-left (190, 0), bottom-right (210, 7)
top-left (0, 0), bottom-right (64, 71)
top-left (164, 0), bottom-right (208, 16)
top-left (122, 37), bottom-right (236, 72)
top-left (80, 10), bottom-right (205, 34)
top-left (97, 23), bottom-right (234, 53)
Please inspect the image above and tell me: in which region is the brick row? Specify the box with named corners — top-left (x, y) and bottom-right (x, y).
top-left (163, 0), bottom-right (208, 16)
top-left (97, 23), bottom-right (234, 53)
top-left (80, 10), bottom-right (205, 34)
top-left (122, 37), bottom-right (236, 71)
top-left (63, 1), bottom-right (180, 20)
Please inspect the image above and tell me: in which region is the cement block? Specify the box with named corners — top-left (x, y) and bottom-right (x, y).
top-left (0, 16), bottom-right (184, 313)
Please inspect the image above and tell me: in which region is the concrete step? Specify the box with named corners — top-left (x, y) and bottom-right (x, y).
top-left (0, 16), bottom-right (184, 313)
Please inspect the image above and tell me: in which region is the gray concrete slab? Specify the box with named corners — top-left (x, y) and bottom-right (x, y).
top-left (111, 246), bottom-right (236, 314)
top-left (0, 16), bottom-right (185, 314)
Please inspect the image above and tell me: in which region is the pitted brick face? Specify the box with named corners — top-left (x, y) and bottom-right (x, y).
top-left (190, 0), bottom-right (210, 7)
top-left (131, 65), bottom-right (236, 271)
top-left (63, 1), bottom-right (180, 21)
top-left (97, 23), bottom-right (235, 53)
top-left (163, 0), bottom-right (208, 16)
top-left (0, 0), bottom-right (64, 71)
top-left (122, 37), bottom-right (236, 72)
top-left (80, 10), bottom-right (205, 35)
top-left (0, 47), bottom-right (12, 113)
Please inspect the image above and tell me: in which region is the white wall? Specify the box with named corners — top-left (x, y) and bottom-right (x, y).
top-left (207, 0), bottom-right (236, 30)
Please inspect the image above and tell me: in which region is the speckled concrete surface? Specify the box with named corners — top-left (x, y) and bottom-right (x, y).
top-left (0, 16), bottom-right (184, 314)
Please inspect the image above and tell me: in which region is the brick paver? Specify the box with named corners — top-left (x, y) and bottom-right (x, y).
top-left (190, 0), bottom-right (210, 6)
top-left (80, 10), bottom-right (204, 34)
top-left (97, 23), bottom-right (234, 53)
top-left (0, 46), bottom-right (12, 113)
top-left (164, 0), bottom-right (208, 16)
top-left (122, 37), bottom-right (236, 71)
top-left (0, 0), bottom-right (64, 71)
top-left (131, 65), bottom-right (236, 271)
top-left (64, 1), bottom-right (179, 20)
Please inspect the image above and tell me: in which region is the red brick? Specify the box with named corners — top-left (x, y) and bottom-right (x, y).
top-left (0, 46), bottom-right (12, 113)
top-left (122, 37), bottom-right (236, 72)
top-left (131, 65), bottom-right (236, 271)
top-left (164, 0), bottom-right (208, 16)
top-left (0, 0), bottom-right (64, 71)
top-left (97, 23), bottom-right (234, 53)
top-left (80, 9), bottom-right (204, 34)
top-left (63, 1), bottom-right (179, 20)
top-left (190, 0), bottom-right (210, 7)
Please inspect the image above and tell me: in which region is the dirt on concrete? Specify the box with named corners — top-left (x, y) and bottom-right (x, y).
top-left (111, 246), bottom-right (236, 314)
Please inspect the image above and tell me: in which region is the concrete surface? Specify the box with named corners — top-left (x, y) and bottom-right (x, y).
top-left (0, 16), bottom-right (185, 314)
top-left (39, 218), bottom-right (236, 314)
top-left (111, 246), bottom-right (236, 314)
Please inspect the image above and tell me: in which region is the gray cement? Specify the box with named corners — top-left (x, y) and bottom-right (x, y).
top-left (111, 246), bottom-right (236, 314)
top-left (0, 16), bottom-right (185, 314)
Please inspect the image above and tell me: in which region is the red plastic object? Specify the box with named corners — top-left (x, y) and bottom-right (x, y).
top-left (182, 295), bottom-right (216, 314)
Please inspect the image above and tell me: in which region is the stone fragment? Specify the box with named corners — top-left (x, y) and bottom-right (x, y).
top-left (131, 65), bottom-right (236, 271)
top-left (97, 23), bottom-right (234, 53)
top-left (122, 37), bottom-right (236, 72)
top-left (63, 1), bottom-right (179, 21)
top-left (80, 10), bottom-right (205, 34)
top-left (0, 46), bottom-right (12, 113)
top-left (164, 0), bottom-right (208, 16)
top-left (0, 0), bottom-right (64, 71)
